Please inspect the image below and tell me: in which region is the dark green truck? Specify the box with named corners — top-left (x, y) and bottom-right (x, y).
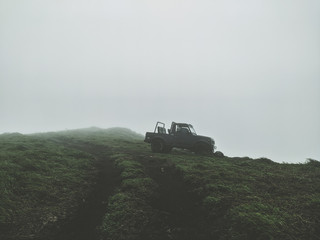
top-left (145, 121), bottom-right (223, 156)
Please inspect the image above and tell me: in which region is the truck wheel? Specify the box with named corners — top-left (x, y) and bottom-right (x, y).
top-left (194, 142), bottom-right (212, 155)
top-left (214, 151), bottom-right (224, 157)
top-left (151, 139), bottom-right (165, 153)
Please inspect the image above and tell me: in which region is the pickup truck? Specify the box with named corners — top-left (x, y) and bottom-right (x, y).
top-left (144, 121), bottom-right (217, 154)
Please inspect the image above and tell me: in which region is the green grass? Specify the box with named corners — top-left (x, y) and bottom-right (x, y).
top-left (100, 145), bottom-right (320, 239)
top-left (165, 155), bottom-right (320, 239)
top-left (0, 127), bottom-right (143, 239)
top-left (0, 128), bottom-right (319, 240)
top-left (99, 153), bottom-right (157, 240)
top-left (0, 133), bottom-right (95, 238)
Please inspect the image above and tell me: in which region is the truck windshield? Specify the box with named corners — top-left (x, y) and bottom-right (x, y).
top-left (189, 125), bottom-right (197, 135)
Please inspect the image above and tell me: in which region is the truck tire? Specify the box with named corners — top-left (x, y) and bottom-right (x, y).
top-left (151, 139), bottom-right (166, 153)
top-left (214, 151), bottom-right (224, 157)
top-left (194, 142), bottom-right (212, 155)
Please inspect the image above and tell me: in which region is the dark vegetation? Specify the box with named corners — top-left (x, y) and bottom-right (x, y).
top-left (0, 127), bottom-right (319, 240)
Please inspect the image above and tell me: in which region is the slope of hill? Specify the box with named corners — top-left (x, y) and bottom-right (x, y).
top-left (0, 128), bottom-right (319, 240)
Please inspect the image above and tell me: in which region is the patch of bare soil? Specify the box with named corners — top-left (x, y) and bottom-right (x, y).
top-left (139, 157), bottom-right (209, 240)
top-left (40, 144), bottom-right (121, 240)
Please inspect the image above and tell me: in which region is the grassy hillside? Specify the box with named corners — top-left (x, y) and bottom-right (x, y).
top-left (0, 132), bottom-right (94, 239)
top-left (0, 128), bottom-right (319, 240)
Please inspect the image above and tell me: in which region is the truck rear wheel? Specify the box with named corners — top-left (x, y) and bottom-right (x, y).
top-left (214, 151), bottom-right (224, 157)
top-left (151, 139), bottom-right (166, 153)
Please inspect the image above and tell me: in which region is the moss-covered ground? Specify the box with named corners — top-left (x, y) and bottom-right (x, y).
top-left (0, 128), bottom-right (319, 240)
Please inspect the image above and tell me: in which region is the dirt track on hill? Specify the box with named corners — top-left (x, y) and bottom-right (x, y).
top-left (139, 156), bottom-right (206, 240)
top-left (40, 144), bottom-right (208, 240)
top-left (39, 143), bottom-right (121, 240)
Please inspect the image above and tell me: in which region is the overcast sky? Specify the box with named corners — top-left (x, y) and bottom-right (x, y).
top-left (1, 0), bottom-right (319, 163)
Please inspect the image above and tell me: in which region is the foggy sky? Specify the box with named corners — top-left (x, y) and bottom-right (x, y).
top-left (1, 0), bottom-right (319, 163)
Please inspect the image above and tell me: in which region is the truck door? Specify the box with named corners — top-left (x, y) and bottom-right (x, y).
top-left (174, 126), bottom-right (192, 148)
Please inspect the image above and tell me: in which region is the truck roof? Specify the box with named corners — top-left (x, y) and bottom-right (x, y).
top-left (174, 122), bottom-right (192, 127)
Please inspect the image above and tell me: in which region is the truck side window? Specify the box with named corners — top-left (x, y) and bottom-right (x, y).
top-left (181, 127), bottom-right (189, 134)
